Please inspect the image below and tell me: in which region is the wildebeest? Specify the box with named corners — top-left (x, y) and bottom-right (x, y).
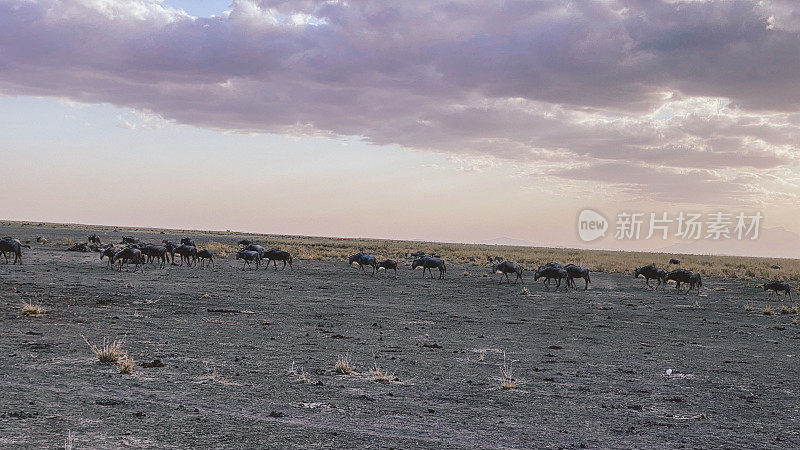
top-left (263, 249), bottom-right (293, 270)
top-left (411, 256), bottom-right (446, 279)
top-left (237, 239), bottom-right (252, 247)
top-left (173, 244), bottom-right (198, 266)
top-left (67, 242), bottom-right (90, 252)
top-left (669, 258), bottom-right (681, 265)
top-left (235, 250), bottom-right (260, 270)
top-left (162, 241), bottom-right (180, 264)
top-left (180, 237), bottom-right (196, 248)
top-left (88, 234), bottom-right (102, 245)
top-left (244, 244), bottom-right (265, 258)
top-left (634, 265), bottom-right (667, 290)
top-left (114, 247), bottom-right (145, 273)
top-left (564, 264), bottom-right (591, 290)
top-left (196, 249), bottom-right (214, 269)
top-left (349, 252), bottom-right (377, 275)
top-left (534, 265), bottom-right (568, 291)
top-left (141, 245), bottom-right (168, 268)
top-left (665, 269), bottom-right (702, 295)
top-left (376, 259), bottom-right (398, 278)
top-left (492, 261), bottom-right (523, 285)
top-left (0, 237), bottom-right (30, 264)
top-left (100, 246), bottom-right (117, 269)
top-left (121, 236), bottom-right (139, 245)
top-left (763, 280), bottom-right (792, 299)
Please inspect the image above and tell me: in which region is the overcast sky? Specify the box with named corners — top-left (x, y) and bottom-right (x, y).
top-left (1, 0), bottom-right (799, 253)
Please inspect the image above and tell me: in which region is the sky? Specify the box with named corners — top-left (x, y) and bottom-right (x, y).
top-left (1, 0), bottom-right (800, 255)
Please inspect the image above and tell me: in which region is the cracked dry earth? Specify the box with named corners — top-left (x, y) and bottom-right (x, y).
top-left (1, 227), bottom-right (799, 448)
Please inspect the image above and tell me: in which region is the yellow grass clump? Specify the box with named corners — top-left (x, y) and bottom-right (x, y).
top-left (499, 352), bottom-right (517, 390)
top-left (83, 336), bottom-right (126, 364)
top-left (369, 363), bottom-right (395, 383)
top-left (21, 301), bottom-right (45, 316)
top-left (334, 354), bottom-right (355, 375)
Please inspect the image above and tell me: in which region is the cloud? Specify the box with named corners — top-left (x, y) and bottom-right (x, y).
top-left (2, 0), bottom-right (800, 203)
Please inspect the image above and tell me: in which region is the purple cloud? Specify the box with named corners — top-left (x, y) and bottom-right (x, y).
top-left (1, 0), bottom-right (800, 202)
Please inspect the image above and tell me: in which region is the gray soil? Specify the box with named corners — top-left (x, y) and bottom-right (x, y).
top-left (1, 225), bottom-right (799, 448)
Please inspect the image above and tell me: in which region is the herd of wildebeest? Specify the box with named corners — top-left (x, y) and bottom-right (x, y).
top-left (0, 234), bottom-right (795, 298)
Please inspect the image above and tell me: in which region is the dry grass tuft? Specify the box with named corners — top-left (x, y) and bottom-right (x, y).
top-left (369, 362), bottom-right (395, 383)
top-left (204, 241), bottom-right (236, 258)
top-left (83, 336), bottom-right (126, 364)
top-left (499, 352), bottom-right (517, 390)
top-left (64, 430), bottom-right (74, 450)
top-left (780, 305), bottom-right (798, 315)
top-left (762, 306), bottom-right (775, 315)
top-left (200, 293), bottom-right (210, 299)
top-left (744, 304), bottom-right (754, 311)
top-left (117, 355), bottom-right (135, 374)
top-left (21, 301), bottom-right (45, 316)
top-left (288, 361), bottom-right (313, 383)
top-left (521, 287), bottom-right (530, 296)
top-left (334, 354), bottom-right (355, 375)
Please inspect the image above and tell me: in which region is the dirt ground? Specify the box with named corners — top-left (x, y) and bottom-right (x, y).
top-left (1, 225), bottom-right (799, 449)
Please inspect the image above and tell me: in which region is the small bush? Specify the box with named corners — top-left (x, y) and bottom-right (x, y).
top-left (780, 305), bottom-right (798, 315)
top-left (334, 354), bottom-right (355, 375)
top-left (117, 356), bottom-right (135, 374)
top-left (744, 305), bottom-right (753, 311)
top-left (499, 352), bottom-right (517, 390)
top-left (83, 336), bottom-right (126, 364)
top-left (762, 306), bottom-right (775, 316)
top-left (369, 363), bottom-right (394, 383)
top-left (21, 301), bottom-right (45, 316)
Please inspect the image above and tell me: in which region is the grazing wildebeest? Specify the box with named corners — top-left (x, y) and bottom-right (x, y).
top-left (0, 238), bottom-right (30, 264)
top-left (349, 252), bottom-right (377, 275)
top-left (666, 269), bottom-right (702, 295)
top-left (196, 249), bottom-right (214, 268)
top-left (669, 258), bottom-right (681, 265)
top-left (564, 264), bottom-right (591, 290)
top-left (237, 239), bottom-right (252, 247)
top-left (763, 281), bottom-right (792, 299)
top-left (492, 261), bottom-right (523, 285)
top-left (173, 244), bottom-right (198, 266)
top-left (181, 237), bottom-right (196, 248)
top-left (141, 245), bottom-right (168, 268)
top-left (67, 243), bottom-right (90, 252)
top-left (411, 256), bottom-right (446, 279)
top-left (114, 247), bottom-right (145, 273)
top-left (263, 249), bottom-right (293, 271)
top-left (235, 250), bottom-right (260, 270)
top-left (377, 259), bottom-right (398, 278)
top-left (88, 234), bottom-right (102, 245)
top-left (100, 246), bottom-right (116, 269)
top-left (121, 236), bottom-right (139, 245)
top-left (534, 265), bottom-right (568, 291)
top-left (634, 265), bottom-right (667, 290)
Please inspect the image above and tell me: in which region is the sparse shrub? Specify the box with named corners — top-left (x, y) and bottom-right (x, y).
top-left (745, 305), bottom-right (754, 311)
top-left (369, 362), bottom-right (394, 383)
top-left (83, 336), bottom-right (126, 363)
top-left (780, 305), bottom-right (798, 315)
top-left (521, 287), bottom-right (530, 296)
top-left (499, 352), bottom-right (517, 390)
top-left (117, 355), bottom-right (135, 374)
top-left (21, 301), bottom-right (44, 316)
top-left (334, 354), bottom-right (355, 374)
top-left (288, 361), bottom-right (313, 383)
top-left (462, 270), bottom-right (469, 277)
top-left (762, 306), bottom-right (775, 316)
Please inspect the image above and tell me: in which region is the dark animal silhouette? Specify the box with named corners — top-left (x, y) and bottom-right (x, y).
top-left (162, 241), bottom-right (180, 264)
top-left (244, 244), bottom-right (265, 258)
top-left (141, 245), bottom-right (168, 268)
top-left (88, 234), bottom-right (102, 245)
top-left (412, 256), bottom-right (446, 279)
top-left (763, 281), bottom-right (792, 299)
top-left (114, 247), bottom-right (145, 273)
top-left (492, 261), bottom-right (523, 285)
top-left (196, 249), bottom-right (214, 268)
top-left (634, 265), bottom-right (667, 290)
top-left (665, 269), bottom-right (702, 295)
top-left (181, 237), bottom-right (196, 247)
top-left (263, 249), bottom-right (293, 271)
top-left (534, 265), bottom-right (568, 291)
top-left (237, 239), bottom-right (252, 247)
top-left (564, 264), bottom-right (591, 290)
top-left (121, 236), bottom-right (139, 245)
top-left (67, 243), bottom-right (90, 252)
top-left (669, 258), bottom-right (681, 265)
top-left (349, 253), bottom-right (377, 275)
top-left (173, 245), bottom-right (198, 266)
top-left (100, 247), bottom-right (116, 269)
top-left (0, 238), bottom-right (30, 264)
top-left (377, 259), bottom-right (398, 278)
top-left (236, 250), bottom-right (260, 270)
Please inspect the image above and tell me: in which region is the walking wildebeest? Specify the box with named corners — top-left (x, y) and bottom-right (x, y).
top-left (237, 239), bottom-right (252, 247)
top-left (181, 237), bottom-right (196, 248)
top-left (244, 244), bottom-right (265, 258)
top-left (564, 264), bottom-right (591, 290)
top-left (0, 238), bottom-right (30, 264)
top-left (534, 265), bottom-right (568, 291)
top-left (141, 245), bottom-right (168, 268)
top-left (411, 256), bottom-right (446, 279)
top-left (377, 259), bottom-right (398, 278)
top-left (100, 246), bottom-right (116, 269)
top-left (162, 241), bottom-right (180, 264)
top-left (665, 269), bottom-right (702, 295)
top-left (634, 265), bottom-right (667, 290)
top-left (262, 249), bottom-right (292, 270)
top-left (196, 249), bottom-right (214, 269)
top-left (88, 234), bottom-right (102, 245)
top-left (121, 236), bottom-right (139, 245)
top-left (173, 244), bottom-right (198, 266)
top-left (349, 252), bottom-right (377, 275)
top-left (492, 261), bottom-right (524, 285)
top-left (669, 258), bottom-right (681, 265)
top-left (763, 281), bottom-right (792, 299)
top-left (114, 247), bottom-right (145, 273)
top-left (235, 249), bottom-right (260, 270)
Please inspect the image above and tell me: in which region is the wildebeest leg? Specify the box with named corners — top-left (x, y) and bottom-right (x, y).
top-left (584, 277), bottom-right (589, 290)
top-left (288, 260), bottom-right (293, 271)
top-left (393, 267), bottom-right (397, 278)
top-left (282, 260), bottom-right (287, 271)
top-left (645, 278), bottom-right (652, 289)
